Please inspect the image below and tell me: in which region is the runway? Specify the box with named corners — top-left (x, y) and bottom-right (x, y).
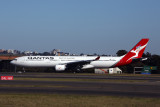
top-left (0, 73), bottom-right (160, 98)
top-left (2, 72), bottom-right (160, 81)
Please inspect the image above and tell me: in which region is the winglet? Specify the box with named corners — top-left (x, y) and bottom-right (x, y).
top-left (95, 56), bottom-right (100, 60)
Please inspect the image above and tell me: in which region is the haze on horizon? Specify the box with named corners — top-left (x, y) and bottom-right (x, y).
top-left (0, 0), bottom-right (160, 55)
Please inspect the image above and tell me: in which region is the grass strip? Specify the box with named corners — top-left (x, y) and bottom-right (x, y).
top-left (0, 93), bottom-right (159, 107)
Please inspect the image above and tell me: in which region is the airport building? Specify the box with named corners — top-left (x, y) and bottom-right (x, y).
top-left (95, 67), bottom-right (122, 74)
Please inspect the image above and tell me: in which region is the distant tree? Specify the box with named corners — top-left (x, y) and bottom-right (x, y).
top-left (42, 52), bottom-right (51, 56)
top-left (146, 52), bottom-right (152, 57)
top-left (142, 52), bottom-right (152, 66)
top-left (93, 53), bottom-right (97, 56)
top-left (142, 52), bottom-right (151, 57)
top-left (116, 50), bottom-right (127, 56)
top-left (101, 54), bottom-right (108, 56)
top-left (150, 55), bottom-right (160, 66)
top-left (80, 53), bottom-right (84, 56)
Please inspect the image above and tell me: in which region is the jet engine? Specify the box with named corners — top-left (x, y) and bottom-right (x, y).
top-left (55, 65), bottom-right (66, 71)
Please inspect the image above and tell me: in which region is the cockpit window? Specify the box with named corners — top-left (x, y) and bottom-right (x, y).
top-left (13, 59), bottom-right (17, 61)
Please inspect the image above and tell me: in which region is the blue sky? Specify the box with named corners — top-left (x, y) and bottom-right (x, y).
top-left (0, 0), bottom-right (160, 55)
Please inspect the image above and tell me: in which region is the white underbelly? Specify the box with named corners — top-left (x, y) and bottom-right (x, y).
top-left (91, 61), bottom-right (116, 68)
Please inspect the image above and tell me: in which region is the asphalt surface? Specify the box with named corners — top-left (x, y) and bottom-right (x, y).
top-left (1, 73), bottom-right (160, 81)
top-left (0, 73), bottom-right (160, 98)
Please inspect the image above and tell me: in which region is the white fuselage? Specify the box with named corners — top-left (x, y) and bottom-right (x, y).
top-left (11, 56), bottom-right (122, 69)
top-left (10, 38), bottom-right (149, 71)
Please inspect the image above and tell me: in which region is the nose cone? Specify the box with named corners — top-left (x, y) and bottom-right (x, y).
top-left (10, 60), bottom-right (15, 65)
top-left (10, 59), bottom-right (17, 65)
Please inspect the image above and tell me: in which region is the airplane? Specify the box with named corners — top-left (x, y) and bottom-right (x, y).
top-left (10, 38), bottom-right (149, 72)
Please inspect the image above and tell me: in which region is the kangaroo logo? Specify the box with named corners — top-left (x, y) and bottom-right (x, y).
top-left (126, 44), bottom-right (147, 62)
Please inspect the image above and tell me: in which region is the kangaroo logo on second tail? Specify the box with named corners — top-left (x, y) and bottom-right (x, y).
top-left (126, 44), bottom-right (148, 62)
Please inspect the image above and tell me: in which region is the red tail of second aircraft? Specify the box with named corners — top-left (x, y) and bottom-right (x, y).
top-left (115, 38), bottom-right (149, 67)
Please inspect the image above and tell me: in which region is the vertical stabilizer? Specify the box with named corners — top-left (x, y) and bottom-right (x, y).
top-left (115, 38), bottom-right (149, 67)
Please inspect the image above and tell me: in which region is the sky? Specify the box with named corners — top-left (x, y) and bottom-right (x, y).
top-left (0, 0), bottom-right (160, 55)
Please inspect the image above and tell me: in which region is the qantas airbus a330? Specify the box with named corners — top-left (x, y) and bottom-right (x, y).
top-left (11, 39), bottom-right (149, 71)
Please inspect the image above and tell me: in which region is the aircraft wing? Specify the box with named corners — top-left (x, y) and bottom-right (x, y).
top-left (66, 56), bottom-right (100, 70)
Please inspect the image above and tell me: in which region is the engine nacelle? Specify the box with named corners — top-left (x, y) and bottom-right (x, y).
top-left (55, 65), bottom-right (66, 71)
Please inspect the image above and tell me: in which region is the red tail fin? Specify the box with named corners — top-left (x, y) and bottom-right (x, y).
top-left (115, 38), bottom-right (149, 67)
